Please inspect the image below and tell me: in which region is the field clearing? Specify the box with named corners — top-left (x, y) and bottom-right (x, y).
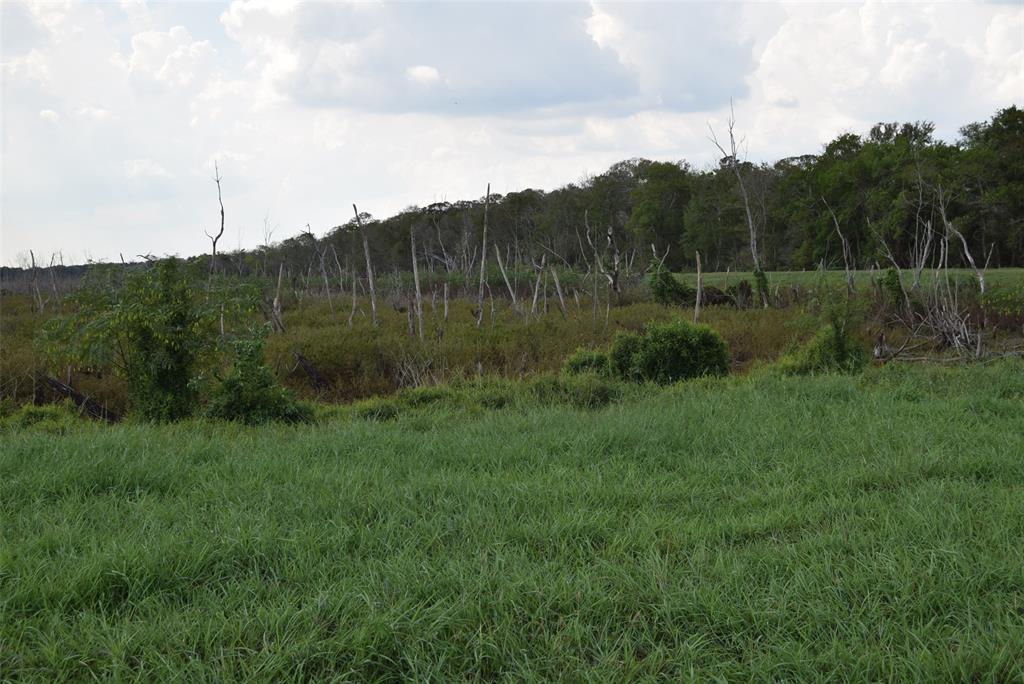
top-left (3, 363), bottom-right (1023, 680)
top-left (677, 267), bottom-right (1024, 291)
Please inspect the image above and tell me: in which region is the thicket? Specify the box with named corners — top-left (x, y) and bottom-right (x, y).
top-left (39, 260), bottom-right (304, 424)
top-left (567, 319), bottom-right (730, 385)
top-left (205, 332), bottom-right (311, 424)
top-left (648, 267), bottom-right (693, 306)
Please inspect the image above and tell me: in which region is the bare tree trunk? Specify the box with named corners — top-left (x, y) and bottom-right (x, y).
top-left (443, 281), bottom-right (450, 323)
top-left (29, 250), bottom-right (44, 313)
top-left (411, 225), bottom-right (424, 340)
top-left (206, 161), bottom-right (225, 276)
top-left (271, 263), bottom-right (285, 332)
top-left (549, 265), bottom-right (567, 319)
top-left (476, 183), bottom-right (491, 327)
top-left (317, 238), bottom-right (334, 315)
top-left (530, 254), bottom-right (545, 317)
top-left (348, 272), bottom-right (359, 327)
top-left (709, 102), bottom-right (766, 307)
top-left (822, 197), bottom-right (855, 297)
top-left (353, 204), bottom-right (378, 327)
top-left (694, 251), bottom-right (703, 324)
top-left (494, 243), bottom-right (519, 313)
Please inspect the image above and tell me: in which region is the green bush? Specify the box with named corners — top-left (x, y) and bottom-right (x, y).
top-left (609, 332), bottom-right (644, 380)
top-left (41, 259), bottom-right (258, 421)
top-left (776, 323), bottom-right (869, 376)
top-left (648, 268), bottom-right (693, 306)
top-left (562, 348), bottom-right (612, 377)
top-left (205, 333), bottom-right (311, 425)
top-left (880, 268), bottom-right (904, 305)
top-left (628, 320), bottom-right (731, 384)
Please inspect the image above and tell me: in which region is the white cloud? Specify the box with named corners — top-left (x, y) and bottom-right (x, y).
top-left (124, 158), bottom-right (170, 179)
top-left (406, 65), bottom-right (440, 85)
top-left (0, 0), bottom-right (1020, 265)
top-left (127, 25), bottom-right (215, 88)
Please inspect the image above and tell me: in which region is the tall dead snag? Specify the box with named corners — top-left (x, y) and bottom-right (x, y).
top-left (411, 224), bottom-right (425, 340)
top-left (205, 161), bottom-right (226, 275)
top-left (694, 250), bottom-right (703, 323)
top-left (530, 254), bottom-right (546, 318)
top-left (476, 184), bottom-right (491, 327)
top-left (548, 265), bottom-right (568, 319)
top-left (29, 250), bottom-right (44, 313)
top-left (494, 244), bottom-right (519, 314)
top-left (353, 204), bottom-right (378, 327)
top-left (822, 197), bottom-right (855, 297)
top-left (584, 210), bottom-right (621, 299)
top-left (709, 101), bottom-right (767, 307)
top-left (271, 263), bottom-right (285, 332)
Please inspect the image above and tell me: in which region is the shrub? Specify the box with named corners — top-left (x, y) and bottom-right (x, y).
top-left (205, 333), bottom-right (311, 424)
top-left (628, 320), bottom-right (730, 384)
top-left (609, 332), bottom-right (643, 380)
top-left (562, 348), bottom-right (612, 377)
top-left (776, 323), bottom-right (869, 376)
top-left (881, 268), bottom-right (903, 303)
top-left (648, 268), bottom-right (693, 306)
top-left (41, 259), bottom-right (257, 421)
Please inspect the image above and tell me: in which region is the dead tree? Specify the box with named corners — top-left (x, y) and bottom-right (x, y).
top-left (476, 184), bottom-right (491, 327)
top-left (694, 250), bottom-right (703, 323)
top-left (709, 101), bottom-right (767, 307)
top-left (822, 197), bottom-right (855, 297)
top-left (411, 224), bottom-right (425, 340)
top-left (40, 374), bottom-right (119, 423)
top-left (205, 161), bottom-right (226, 275)
top-left (584, 210), bottom-right (621, 298)
top-left (548, 265), bottom-right (568, 319)
top-left (29, 250), bottom-right (44, 313)
top-left (353, 204), bottom-right (378, 327)
top-left (271, 263), bottom-right (285, 332)
top-left (494, 244), bottom-right (520, 314)
top-left (530, 254), bottom-right (546, 317)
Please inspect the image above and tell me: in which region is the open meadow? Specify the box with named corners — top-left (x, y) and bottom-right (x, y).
top-left (2, 362), bottom-right (1024, 680)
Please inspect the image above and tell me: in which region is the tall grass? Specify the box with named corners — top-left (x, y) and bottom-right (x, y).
top-left (2, 362), bottom-right (1023, 680)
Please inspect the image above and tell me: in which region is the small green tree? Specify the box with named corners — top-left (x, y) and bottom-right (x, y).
top-left (42, 259), bottom-right (251, 421)
top-left (205, 330), bottom-right (311, 424)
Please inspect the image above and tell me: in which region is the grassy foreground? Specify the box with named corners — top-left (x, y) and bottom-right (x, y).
top-left (2, 364), bottom-right (1024, 681)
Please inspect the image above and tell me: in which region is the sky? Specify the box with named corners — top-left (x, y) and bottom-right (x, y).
top-left (1, 0), bottom-right (1021, 266)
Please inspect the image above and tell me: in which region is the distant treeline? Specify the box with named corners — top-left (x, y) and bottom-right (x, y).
top-left (4, 106), bottom-right (1020, 293)
top-left (251, 105), bottom-right (1023, 278)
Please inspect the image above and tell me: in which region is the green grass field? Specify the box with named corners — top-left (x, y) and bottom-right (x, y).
top-left (3, 363), bottom-right (1023, 681)
top-left (677, 267), bottom-right (1024, 291)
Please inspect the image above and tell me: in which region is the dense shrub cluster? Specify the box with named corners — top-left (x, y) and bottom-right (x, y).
top-left (205, 333), bottom-right (312, 424)
top-left (620, 320), bottom-right (730, 384)
top-left (562, 348), bottom-right (613, 377)
top-left (566, 319), bottom-right (730, 385)
top-left (776, 323), bottom-right (870, 376)
top-left (648, 268), bottom-right (694, 306)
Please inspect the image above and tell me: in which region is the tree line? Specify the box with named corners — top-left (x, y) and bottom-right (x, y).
top-left (228, 106), bottom-right (1020, 289)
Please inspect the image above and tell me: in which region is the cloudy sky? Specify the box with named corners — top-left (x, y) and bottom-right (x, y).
top-left (1, 0), bottom-right (1021, 265)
